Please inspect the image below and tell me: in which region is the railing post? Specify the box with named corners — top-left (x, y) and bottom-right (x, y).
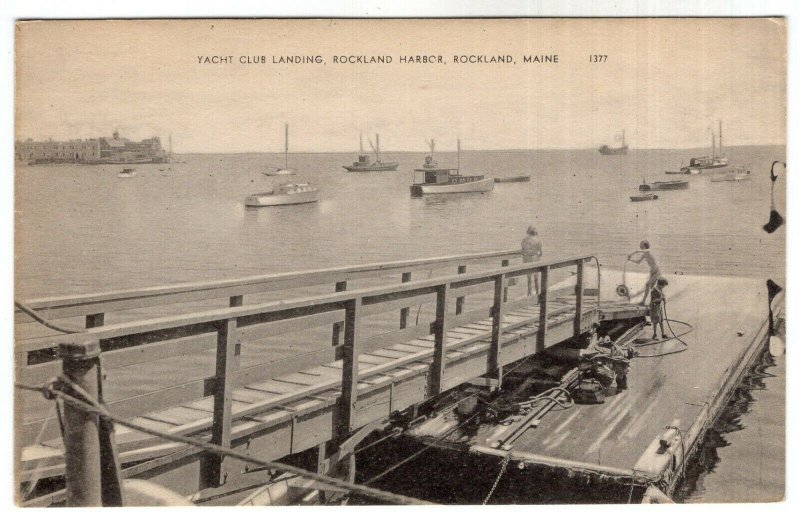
top-left (501, 259), bottom-right (510, 302)
top-left (537, 267), bottom-right (550, 352)
top-left (332, 281), bottom-right (348, 352)
top-left (339, 299), bottom-right (361, 438)
top-left (85, 313), bottom-right (104, 329)
top-left (430, 285), bottom-right (449, 396)
top-left (574, 261), bottom-right (584, 337)
top-left (200, 318), bottom-right (240, 488)
top-left (455, 265), bottom-right (467, 314)
top-left (399, 272), bottom-right (412, 328)
top-left (489, 274), bottom-right (505, 386)
top-left (59, 339), bottom-right (122, 506)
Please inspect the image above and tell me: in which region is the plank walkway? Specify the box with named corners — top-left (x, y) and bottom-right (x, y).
top-left (21, 293), bottom-right (595, 478)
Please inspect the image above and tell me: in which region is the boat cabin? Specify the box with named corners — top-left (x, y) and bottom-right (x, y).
top-left (274, 183), bottom-right (314, 194)
top-left (351, 155), bottom-right (371, 168)
top-left (412, 168), bottom-right (485, 185)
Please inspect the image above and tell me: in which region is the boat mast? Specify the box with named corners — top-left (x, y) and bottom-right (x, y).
top-left (622, 129), bottom-right (625, 147)
top-left (376, 133), bottom-right (381, 161)
top-left (359, 132), bottom-right (363, 153)
top-left (719, 120), bottom-right (723, 156)
top-left (457, 139), bottom-right (461, 173)
top-left (168, 134), bottom-right (172, 162)
top-left (711, 129), bottom-right (716, 159)
top-left (284, 123), bottom-right (289, 169)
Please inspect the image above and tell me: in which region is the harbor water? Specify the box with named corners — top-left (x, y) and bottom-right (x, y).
top-left (14, 145), bottom-right (785, 502)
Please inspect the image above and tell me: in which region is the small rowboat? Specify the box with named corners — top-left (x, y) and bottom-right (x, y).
top-left (630, 193), bottom-right (658, 202)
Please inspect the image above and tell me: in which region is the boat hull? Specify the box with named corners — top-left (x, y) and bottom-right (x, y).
top-left (343, 162), bottom-right (399, 172)
top-left (710, 174), bottom-right (751, 182)
top-left (410, 177), bottom-right (494, 197)
top-left (245, 190), bottom-right (319, 207)
top-left (630, 193), bottom-right (658, 202)
top-left (598, 146), bottom-right (628, 155)
top-left (263, 170), bottom-right (296, 176)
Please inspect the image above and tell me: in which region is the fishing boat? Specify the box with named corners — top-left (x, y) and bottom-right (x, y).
top-left (679, 121), bottom-right (729, 174)
top-left (638, 179), bottom-right (689, 192)
top-left (245, 182), bottom-right (319, 207)
top-left (117, 167), bottom-right (136, 178)
top-left (494, 175), bottom-right (531, 183)
top-left (410, 139), bottom-right (493, 197)
top-left (343, 133), bottom-right (399, 172)
top-left (598, 129), bottom-right (628, 155)
top-left (630, 193), bottom-right (658, 202)
top-left (710, 165), bottom-right (751, 182)
top-left (262, 123), bottom-right (297, 176)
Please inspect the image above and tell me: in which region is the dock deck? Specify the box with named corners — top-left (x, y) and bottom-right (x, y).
top-left (408, 270), bottom-right (780, 496)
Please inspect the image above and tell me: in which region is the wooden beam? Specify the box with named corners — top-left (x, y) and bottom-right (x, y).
top-left (331, 281), bottom-right (347, 349)
top-left (200, 318), bottom-right (240, 488)
top-left (574, 261), bottom-right (584, 338)
top-left (430, 285), bottom-right (449, 396)
top-left (537, 267), bottom-right (550, 352)
top-left (455, 265), bottom-right (467, 314)
top-left (399, 272), bottom-right (412, 329)
top-left (338, 299), bottom-right (362, 437)
top-left (489, 274), bottom-right (505, 385)
top-left (501, 259), bottom-right (510, 303)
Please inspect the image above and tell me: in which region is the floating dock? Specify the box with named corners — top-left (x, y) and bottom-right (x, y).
top-left (13, 251), bottom-right (782, 505)
top-left (406, 270), bottom-right (782, 501)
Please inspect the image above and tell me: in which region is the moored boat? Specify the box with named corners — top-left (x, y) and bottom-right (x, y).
top-left (598, 129), bottom-right (628, 155)
top-left (710, 165), bottom-right (751, 182)
top-left (343, 133), bottom-right (399, 172)
top-left (410, 139), bottom-right (493, 197)
top-left (262, 123), bottom-right (297, 176)
top-left (630, 193), bottom-right (658, 202)
top-left (679, 121), bottom-right (729, 173)
top-left (494, 175), bottom-right (531, 183)
top-left (245, 182), bottom-right (319, 207)
top-left (117, 167), bottom-right (136, 178)
top-left (638, 179), bottom-right (689, 192)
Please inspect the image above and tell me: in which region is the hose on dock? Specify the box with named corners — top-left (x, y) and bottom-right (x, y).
top-left (633, 302), bottom-right (691, 358)
top-left (15, 379), bottom-right (433, 506)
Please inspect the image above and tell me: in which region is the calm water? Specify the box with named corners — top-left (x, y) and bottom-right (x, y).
top-left (14, 146), bottom-right (785, 502)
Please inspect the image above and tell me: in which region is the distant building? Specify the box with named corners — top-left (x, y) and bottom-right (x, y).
top-left (15, 130), bottom-right (168, 164)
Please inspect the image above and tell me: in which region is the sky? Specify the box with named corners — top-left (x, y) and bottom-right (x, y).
top-left (15, 18), bottom-right (786, 153)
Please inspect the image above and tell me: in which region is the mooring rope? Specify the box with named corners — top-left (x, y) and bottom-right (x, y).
top-left (14, 300), bottom-right (86, 334)
top-left (15, 380), bottom-right (431, 506)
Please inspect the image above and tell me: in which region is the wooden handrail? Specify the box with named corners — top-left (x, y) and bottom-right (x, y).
top-left (17, 255), bottom-right (592, 355)
top-left (19, 255), bottom-right (595, 450)
top-left (16, 249), bottom-right (522, 324)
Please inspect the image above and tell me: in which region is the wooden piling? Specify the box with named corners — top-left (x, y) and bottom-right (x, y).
top-left (59, 339), bottom-right (105, 507)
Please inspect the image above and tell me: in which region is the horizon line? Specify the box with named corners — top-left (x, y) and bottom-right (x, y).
top-left (173, 143), bottom-right (785, 155)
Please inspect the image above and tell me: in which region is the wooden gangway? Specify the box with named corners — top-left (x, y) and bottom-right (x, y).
top-left (15, 250), bottom-right (606, 505)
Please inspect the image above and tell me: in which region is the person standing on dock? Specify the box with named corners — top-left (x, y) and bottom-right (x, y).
top-left (521, 225), bottom-right (543, 296)
top-left (649, 277), bottom-right (668, 340)
top-left (627, 240), bottom-right (661, 305)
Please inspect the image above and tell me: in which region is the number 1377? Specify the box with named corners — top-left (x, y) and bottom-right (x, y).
top-left (589, 55), bottom-right (608, 62)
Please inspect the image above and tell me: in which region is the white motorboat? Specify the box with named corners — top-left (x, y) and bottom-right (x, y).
top-left (117, 167), bottom-right (136, 178)
top-left (245, 183), bottom-right (319, 207)
top-left (409, 139), bottom-right (493, 196)
top-left (710, 166), bottom-right (751, 182)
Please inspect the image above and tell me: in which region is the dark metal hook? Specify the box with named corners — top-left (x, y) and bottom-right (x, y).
top-left (770, 160), bottom-right (785, 182)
